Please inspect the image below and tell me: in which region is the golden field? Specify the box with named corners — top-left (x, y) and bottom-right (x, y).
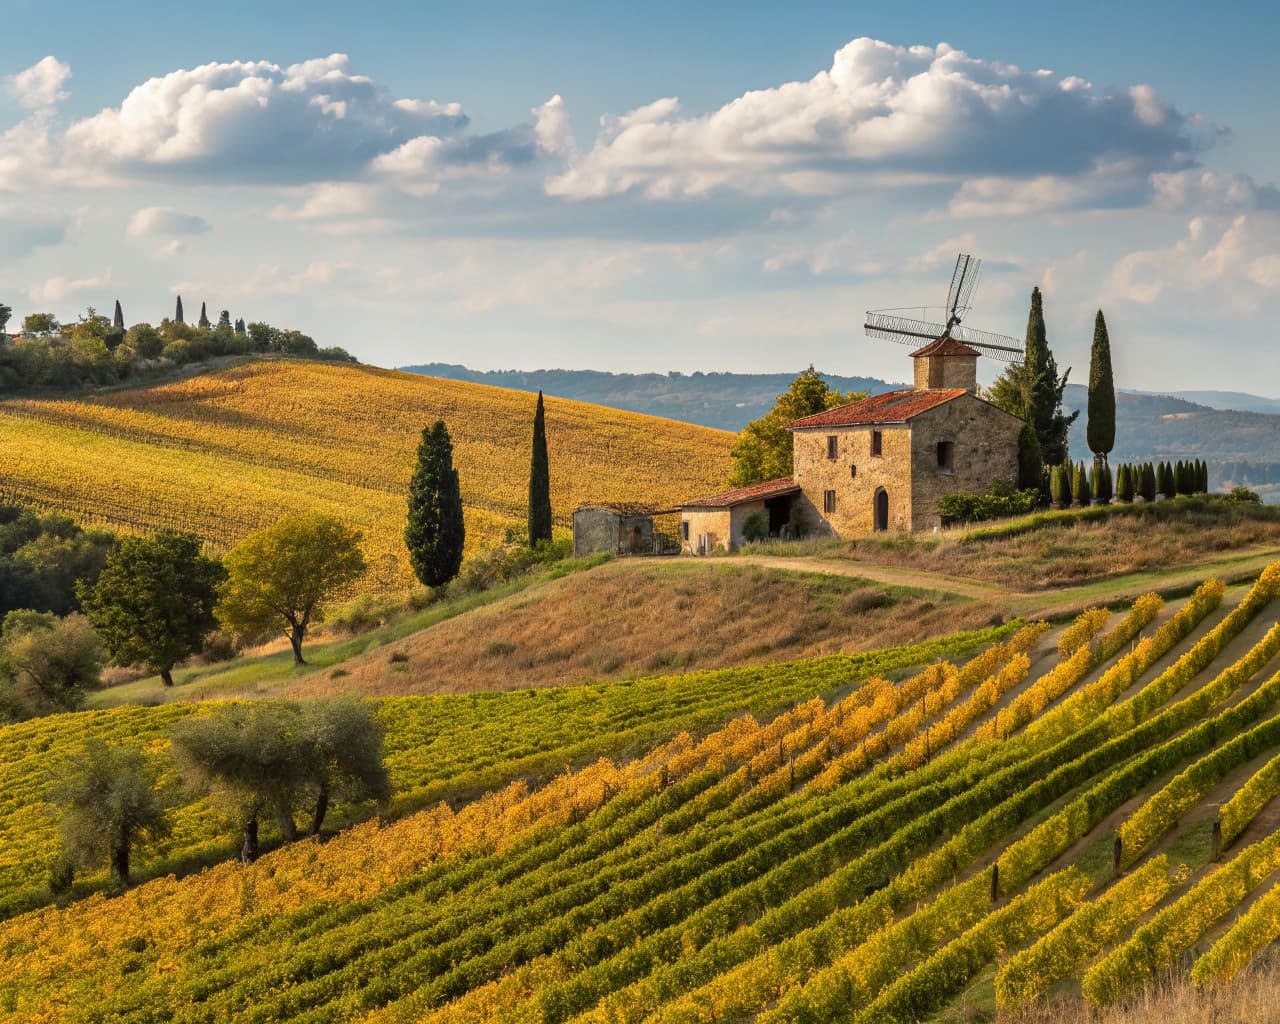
top-left (0, 358), bottom-right (733, 590)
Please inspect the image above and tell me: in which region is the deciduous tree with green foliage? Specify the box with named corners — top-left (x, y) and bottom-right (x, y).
top-left (1087, 310), bottom-right (1116, 466)
top-left (0, 302), bottom-right (10, 333)
top-left (0, 610), bottom-right (102, 715)
top-left (78, 532), bottom-right (226, 687)
top-left (217, 513), bottom-right (365, 665)
top-left (52, 739), bottom-right (169, 886)
top-left (730, 367), bottom-right (866, 486)
top-left (528, 391), bottom-right (553, 546)
top-left (405, 421), bottom-right (466, 587)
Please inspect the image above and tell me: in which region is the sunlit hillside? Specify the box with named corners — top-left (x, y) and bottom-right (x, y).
top-left (0, 358), bottom-right (734, 590)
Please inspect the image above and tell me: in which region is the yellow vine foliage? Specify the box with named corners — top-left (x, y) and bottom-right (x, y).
top-left (0, 359), bottom-right (733, 590)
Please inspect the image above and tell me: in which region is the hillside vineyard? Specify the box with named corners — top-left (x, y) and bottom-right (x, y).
top-left (4, 566), bottom-right (1280, 1020)
top-left (0, 360), bottom-right (733, 591)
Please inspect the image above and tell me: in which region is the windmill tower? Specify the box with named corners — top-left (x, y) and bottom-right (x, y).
top-left (864, 255), bottom-right (1021, 393)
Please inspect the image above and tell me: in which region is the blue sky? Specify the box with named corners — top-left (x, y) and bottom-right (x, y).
top-left (2, 0), bottom-right (1278, 393)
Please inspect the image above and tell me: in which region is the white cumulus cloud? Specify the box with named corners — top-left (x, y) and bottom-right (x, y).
top-left (126, 206), bottom-right (212, 237)
top-left (547, 38), bottom-right (1197, 201)
top-left (5, 56), bottom-right (71, 110)
top-left (61, 54), bottom-right (468, 184)
top-left (26, 271), bottom-right (111, 304)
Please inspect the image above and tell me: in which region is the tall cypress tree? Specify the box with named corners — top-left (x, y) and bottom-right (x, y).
top-left (528, 390), bottom-right (553, 546)
top-left (198, 302), bottom-right (211, 329)
top-left (404, 421), bottom-right (465, 587)
top-left (175, 295), bottom-right (184, 324)
top-left (112, 300), bottom-right (125, 332)
top-left (1087, 309), bottom-right (1116, 466)
top-left (1019, 288), bottom-right (1078, 466)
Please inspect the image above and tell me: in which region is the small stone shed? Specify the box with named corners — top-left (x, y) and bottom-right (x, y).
top-left (679, 478), bottom-right (802, 554)
top-left (572, 503), bottom-right (676, 558)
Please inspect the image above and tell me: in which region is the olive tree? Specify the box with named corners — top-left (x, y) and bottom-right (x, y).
top-left (217, 514), bottom-right (365, 664)
top-left (0, 610), bottom-right (103, 714)
top-left (51, 739), bottom-right (169, 886)
top-left (301, 696), bottom-right (391, 835)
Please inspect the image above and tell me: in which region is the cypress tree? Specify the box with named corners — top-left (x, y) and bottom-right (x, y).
top-left (1141, 463), bottom-right (1157, 503)
top-left (218, 310), bottom-right (231, 329)
top-left (1017, 423), bottom-right (1044, 495)
top-left (234, 318), bottom-right (246, 335)
top-left (1116, 464), bottom-right (1134, 503)
top-left (528, 390), bottom-right (553, 546)
top-left (1199, 459), bottom-right (1209, 493)
top-left (1160, 462), bottom-right (1176, 499)
top-left (198, 302), bottom-right (211, 330)
top-left (113, 300), bottom-right (125, 332)
top-left (404, 421), bottom-right (465, 587)
top-left (1072, 462), bottom-right (1091, 506)
top-left (1050, 463), bottom-right (1068, 509)
top-left (1087, 310), bottom-right (1116, 466)
top-left (1094, 463), bottom-right (1113, 505)
top-left (175, 295), bottom-right (184, 324)
top-left (1021, 288), bottom-right (1078, 466)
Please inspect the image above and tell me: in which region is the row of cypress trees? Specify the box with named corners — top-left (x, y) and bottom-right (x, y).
top-left (1050, 458), bottom-right (1209, 508)
top-left (403, 391), bottom-right (553, 588)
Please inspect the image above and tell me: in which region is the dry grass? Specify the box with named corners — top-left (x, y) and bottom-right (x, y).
top-left (844, 500), bottom-right (1280, 591)
top-left (285, 561), bottom-right (998, 697)
top-left (1000, 959), bottom-right (1280, 1023)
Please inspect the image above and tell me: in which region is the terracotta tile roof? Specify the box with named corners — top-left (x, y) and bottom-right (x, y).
top-left (574, 502), bottom-right (674, 516)
top-left (682, 477), bottom-right (799, 509)
top-left (788, 388), bottom-right (968, 429)
top-left (910, 334), bottom-right (981, 358)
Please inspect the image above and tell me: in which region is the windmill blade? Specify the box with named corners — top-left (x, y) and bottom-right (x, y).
top-left (864, 311), bottom-right (950, 345)
top-left (945, 254), bottom-right (983, 321)
top-left (865, 310), bottom-right (1024, 363)
top-left (948, 323), bottom-right (1023, 362)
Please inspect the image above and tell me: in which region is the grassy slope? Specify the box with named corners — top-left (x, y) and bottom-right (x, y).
top-left (0, 358), bottom-right (733, 589)
top-left (286, 560), bottom-right (1001, 698)
top-left (753, 498), bottom-right (1280, 593)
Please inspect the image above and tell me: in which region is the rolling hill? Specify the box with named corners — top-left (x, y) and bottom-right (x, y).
top-left (3, 565), bottom-right (1280, 1021)
top-left (0, 358), bottom-right (734, 590)
top-left (407, 364), bottom-right (1280, 501)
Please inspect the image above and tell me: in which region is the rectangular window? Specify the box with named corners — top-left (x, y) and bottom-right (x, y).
top-left (937, 440), bottom-right (955, 473)
top-left (826, 435), bottom-right (838, 460)
top-left (680, 520), bottom-right (690, 541)
top-left (871, 430), bottom-right (883, 457)
top-left (823, 490), bottom-right (836, 514)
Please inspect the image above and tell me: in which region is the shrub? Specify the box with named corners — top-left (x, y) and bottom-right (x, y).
top-left (1230, 485), bottom-right (1262, 504)
top-left (741, 511), bottom-right (769, 543)
top-left (937, 482), bottom-right (1039, 524)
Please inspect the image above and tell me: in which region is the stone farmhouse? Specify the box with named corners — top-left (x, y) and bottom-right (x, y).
top-left (679, 335), bottom-right (1024, 552)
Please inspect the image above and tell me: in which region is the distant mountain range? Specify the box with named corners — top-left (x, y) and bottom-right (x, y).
top-left (404, 363), bottom-right (1280, 501)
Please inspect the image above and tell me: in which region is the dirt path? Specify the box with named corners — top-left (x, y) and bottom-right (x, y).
top-left (723, 547), bottom-right (1280, 620)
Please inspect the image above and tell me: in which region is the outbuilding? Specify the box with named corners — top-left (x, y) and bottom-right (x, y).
top-left (572, 503), bottom-right (677, 558)
top-left (679, 478), bottom-right (802, 554)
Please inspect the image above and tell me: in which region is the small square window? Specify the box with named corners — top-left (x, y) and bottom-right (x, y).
top-left (871, 430), bottom-right (883, 457)
top-left (826, 435), bottom-right (838, 460)
top-left (823, 490), bottom-right (836, 514)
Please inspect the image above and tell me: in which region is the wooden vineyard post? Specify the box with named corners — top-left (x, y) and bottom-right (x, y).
top-left (789, 754), bottom-right (796, 790)
top-left (1213, 819), bottom-right (1223, 862)
top-left (1113, 836), bottom-right (1123, 876)
top-left (990, 864), bottom-right (1000, 903)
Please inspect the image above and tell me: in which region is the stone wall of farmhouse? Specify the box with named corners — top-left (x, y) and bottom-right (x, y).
top-left (572, 508), bottom-right (620, 558)
top-left (907, 396), bottom-right (1022, 531)
top-left (681, 508), bottom-right (732, 553)
top-left (792, 425), bottom-right (914, 536)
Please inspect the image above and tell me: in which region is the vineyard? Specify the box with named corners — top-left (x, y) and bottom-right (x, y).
top-left (0, 359), bottom-right (733, 591)
top-left (3, 566), bottom-right (1280, 1021)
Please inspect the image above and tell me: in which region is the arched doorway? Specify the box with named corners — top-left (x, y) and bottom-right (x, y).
top-left (874, 488), bottom-right (889, 532)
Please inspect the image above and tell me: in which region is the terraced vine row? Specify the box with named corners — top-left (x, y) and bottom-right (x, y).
top-left (3, 566), bottom-right (1280, 1022)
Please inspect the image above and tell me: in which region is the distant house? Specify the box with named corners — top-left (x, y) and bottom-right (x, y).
top-left (572, 503), bottom-right (677, 558)
top-left (680, 334), bottom-right (1023, 550)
